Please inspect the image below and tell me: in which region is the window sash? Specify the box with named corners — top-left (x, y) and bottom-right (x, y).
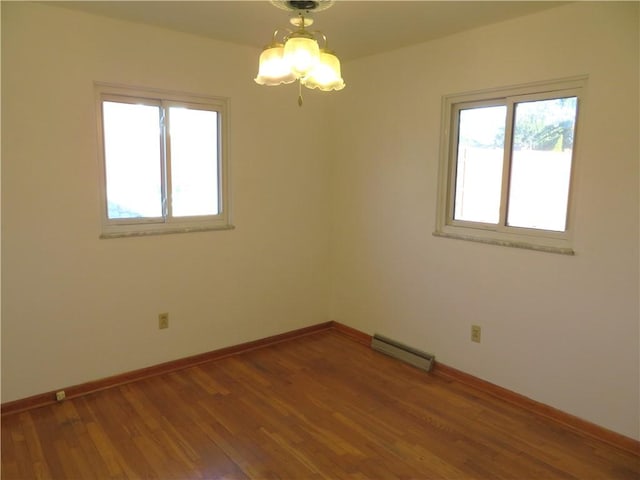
top-left (164, 102), bottom-right (222, 220)
top-left (446, 89), bottom-right (580, 238)
top-left (434, 76), bottom-right (586, 254)
top-left (96, 84), bottom-right (231, 238)
top-left (449, 99), bottom-right (507, 226)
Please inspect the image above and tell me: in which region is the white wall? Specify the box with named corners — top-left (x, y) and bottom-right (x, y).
top-left (328, 2), bottom-right (639, 440)
top-left (1, 3), bottom-right (331, 402)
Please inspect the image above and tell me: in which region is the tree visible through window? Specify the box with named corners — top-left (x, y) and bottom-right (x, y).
top-left (507, 97), bottom-right (576, 231)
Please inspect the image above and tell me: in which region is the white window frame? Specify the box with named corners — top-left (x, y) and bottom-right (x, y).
top-left (95, 83), bottom-right (232, 238)
top-left (434, 76), bottom-right (587, 255)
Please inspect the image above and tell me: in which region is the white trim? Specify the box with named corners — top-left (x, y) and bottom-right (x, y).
top-left (434, 76), bottom-right (587, 254)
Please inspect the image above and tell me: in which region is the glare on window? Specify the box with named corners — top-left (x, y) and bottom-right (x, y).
top-left (102, 102), bottom-right (162, 219)
top-left (507, 97), bottom-right (577, 231)
top-left (454, 105), bottom-right (506, 224)
top-left (169, 107), bottom-right (219, 217)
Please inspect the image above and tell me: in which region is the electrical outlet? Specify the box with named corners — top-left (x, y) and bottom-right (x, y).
top-left (158, 312), bottom-right (169, 329)
top-left (471, 325), bottom-right (481, 343)
top-left (55, 390), bottom-right (66, 402)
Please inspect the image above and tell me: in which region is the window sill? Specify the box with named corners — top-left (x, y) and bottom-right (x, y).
top-left (100, 224), bottom-right (235, 239)
top-left (432, 230), bottom-right (574, 255)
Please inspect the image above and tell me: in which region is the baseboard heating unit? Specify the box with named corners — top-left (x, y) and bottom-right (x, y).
top-left (371, 334), bottom-right (435, 372)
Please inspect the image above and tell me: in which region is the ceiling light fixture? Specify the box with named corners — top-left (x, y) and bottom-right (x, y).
top-left (255, 0), bottom-right (345, 106)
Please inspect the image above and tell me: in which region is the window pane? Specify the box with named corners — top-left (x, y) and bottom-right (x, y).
top-left (454, 105), bottom-right (506, 224)
top-left (103, 102), bottom-right (162, 219)
top-left (507, 97), bottom-right (577, 231)
top-left (169, 107), bottom-right (219, 217)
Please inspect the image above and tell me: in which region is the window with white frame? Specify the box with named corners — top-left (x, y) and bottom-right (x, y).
top-left (96, 84), bottom-right (231, 238)
top-left (434, 77), bottom-right (586, 254)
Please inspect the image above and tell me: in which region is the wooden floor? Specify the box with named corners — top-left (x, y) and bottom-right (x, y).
top-left (2, 331), bottom-right (639, 479)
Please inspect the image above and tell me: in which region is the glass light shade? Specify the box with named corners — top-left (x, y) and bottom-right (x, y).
top-left (254, 45), bottom-right (296, 86)
top-left (302, 50), bottom-right (345, 91)
top-left (283, 35), bottom-right (320, 77)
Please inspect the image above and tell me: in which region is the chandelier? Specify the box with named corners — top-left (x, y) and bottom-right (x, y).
top-left (255, 0), bottom-right (345, 106)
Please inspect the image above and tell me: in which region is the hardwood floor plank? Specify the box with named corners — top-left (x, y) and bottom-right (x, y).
top-left (6, 417), bottom-right (38, 480)
top-left (17, 413), bottom-right (54, 480)
top-left (82, 387), bottom-right (161, 479)
top-left (2, 330), bottom-right (638, 479)
top-left (27, 408), bottom-right (78, 480)
top-left (84, 421), bottom-right (131, 479)
top-left (0, 428), bottom-right (21, 480)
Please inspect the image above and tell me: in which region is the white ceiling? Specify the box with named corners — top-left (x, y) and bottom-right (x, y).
top-left (55, 1), bottom-right (566, 61)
